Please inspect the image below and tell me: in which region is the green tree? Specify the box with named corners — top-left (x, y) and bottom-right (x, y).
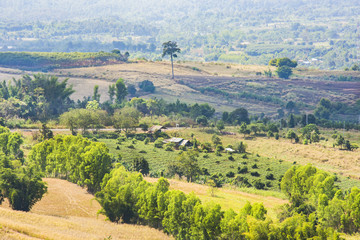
top-left (216, 120), bottom-right (225, 131)
top-left (115, 78), bottom-right (128, 104)
top-left (211, 134), bottom-right (222, 146)
top-left (286, 129), bottom-right (297, 143)
top-left (276, 66), bottom-right (293, 79)
top-left (112, 107), bottom-right (140, 134)
top-left (138, 80), bottom-right (155, 93)
top-left (130, 156), bottom-right (150, 176)
top-left (228, 108), bottom-right (250, 125)
top-left (108, 84), bottom-right (115, 103)
top-left (176, 151), bottom-right (201, 182)
top-left (196, 115), bottom-right (208, 128)
top-left (239, 123), bottom-right (250, 137)
top-left (92, 85), bottom-right (100, 102)
top-left (162, 41), bottom-right (181, 79)
top-left (0, 157), bottom-right (47, 212)
top-left (127, 84), bottom-right (137, 96)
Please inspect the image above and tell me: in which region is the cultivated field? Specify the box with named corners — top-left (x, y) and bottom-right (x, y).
top-left (170, 128), bottom-right (360, 184)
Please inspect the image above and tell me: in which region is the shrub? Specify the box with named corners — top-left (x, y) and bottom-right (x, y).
top-left (228, 155), bottom-right (234, 161)
top-left (253, 180), bottom-right (265, 189)
top-left (252, 164), bottom-right (258, 169)
top-left (237, 166), bottom-right (248, 174)
top-left (138, 80), bottom-right (155, 93)
top-left (266, 173), bottom-right (275, 180)
top-left (154, 138), bottom-right (164, 148)
top-left (226, 171), bottom-right (235, 178)
top-left (127, 145), bottom-right (135, 149)
top-left (251, 171), bottom-right (260, 177)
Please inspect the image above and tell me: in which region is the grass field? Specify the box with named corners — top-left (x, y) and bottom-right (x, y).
top-left (0, 178), bottom-right (172, 240)
top-left (168, 127), bottom-right (360, 187)
top-left (100, 136), bottom-right (292, 192)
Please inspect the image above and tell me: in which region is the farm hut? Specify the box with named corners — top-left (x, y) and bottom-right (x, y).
top-left (148, 125), bottom-right (166, 134)
top-left (164, 137), bottom-right (191, 148)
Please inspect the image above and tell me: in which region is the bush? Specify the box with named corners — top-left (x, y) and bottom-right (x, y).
top-left (127, 145), bottom-right (135, 149)
top-left (266, 173), bottom-right (275, 180)
top-left (251, 171), bottom-right (260, 177)
top-left (138, 80), bottom-right (155, 93)
top-left (253, 180), bottom-right (265, 189)
top-left (252, 164), bottom-right (258, 169)
top-left (228, 155), bottom-right (234, 161)
top-left (226, 171), bottom-right (235, 178)
top-left (154, 138), bottom-right (164, 148)
top-left (237, 166), bottom-right (248, 174)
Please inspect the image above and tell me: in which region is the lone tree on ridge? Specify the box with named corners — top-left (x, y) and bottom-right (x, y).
top-left (162, 41), bottom-right (181, 79)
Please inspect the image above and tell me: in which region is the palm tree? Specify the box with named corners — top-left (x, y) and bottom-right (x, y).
top-left (162, 41), bottom-right (181, 79)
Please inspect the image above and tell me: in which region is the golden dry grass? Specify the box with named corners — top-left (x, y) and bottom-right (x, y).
top-left (0, 178), bottom-right (172, 240)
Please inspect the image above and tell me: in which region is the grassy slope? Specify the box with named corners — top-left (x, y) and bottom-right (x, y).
top-left (0, 178), bottom-right (172, 240)
top-left (101, 137), bottom-right (292, 192)
top-left (0, 61), bottom-right (358, 115)
top-left (171, 128), bottom-right (360, 186)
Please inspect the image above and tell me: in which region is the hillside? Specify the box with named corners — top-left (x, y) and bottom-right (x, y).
top-left (0, 178), bottom-right (172, 240)
top-left (1, 61), bottom-right (358, 120)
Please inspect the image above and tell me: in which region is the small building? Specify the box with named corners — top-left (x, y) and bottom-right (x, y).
top-left (163, 137), bottom-right (192, 148)
top-left (225, 148), bottom-right (235, 153)
top-left (148, 125), bottom-right (166, 134)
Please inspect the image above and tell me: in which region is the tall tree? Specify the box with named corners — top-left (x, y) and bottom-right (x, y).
top-left (92, 85), bottom-right (100, 102)
top-left (115, 78), bottom-right (128, 104)
top-left (162, 41), bottom-right (181, 79)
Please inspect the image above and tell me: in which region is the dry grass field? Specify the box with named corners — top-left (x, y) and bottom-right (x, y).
top-left (0, 178), bottom-right (172, 240)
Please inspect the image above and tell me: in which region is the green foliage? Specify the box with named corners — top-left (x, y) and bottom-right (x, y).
top-left (60, 108), bottom-right (108, 134)
top-left (129, 156), bottom-right (149, 175)
top-left (0, 51), bottom-right (127, 70)
top-left (0, 126), bottom-right (24, 161)
top-left (28, 135), bottom-right (111, 193)
top-left (138, 80), bottom-right (155, 93)
top-left (96, 165), bottom-right (340, 239)
top-left (216, 120), bottom-right (225, 131)
top-left (0, 157), bottom-right (47, 211)
top-left (276, 66), bottom-right (293, 79)
top-left (114, 78), bottom-right (128, 104)
top-left (227, 108), bottom-right (250, 125)
top-left (112, 107), bottom-right (141, 134)
top-left (196, 115), bottom-right (208, 127)
top-left (0, 74), bottom-right (74, 120)
top-left (281, 164), bottom-right (337, 215)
